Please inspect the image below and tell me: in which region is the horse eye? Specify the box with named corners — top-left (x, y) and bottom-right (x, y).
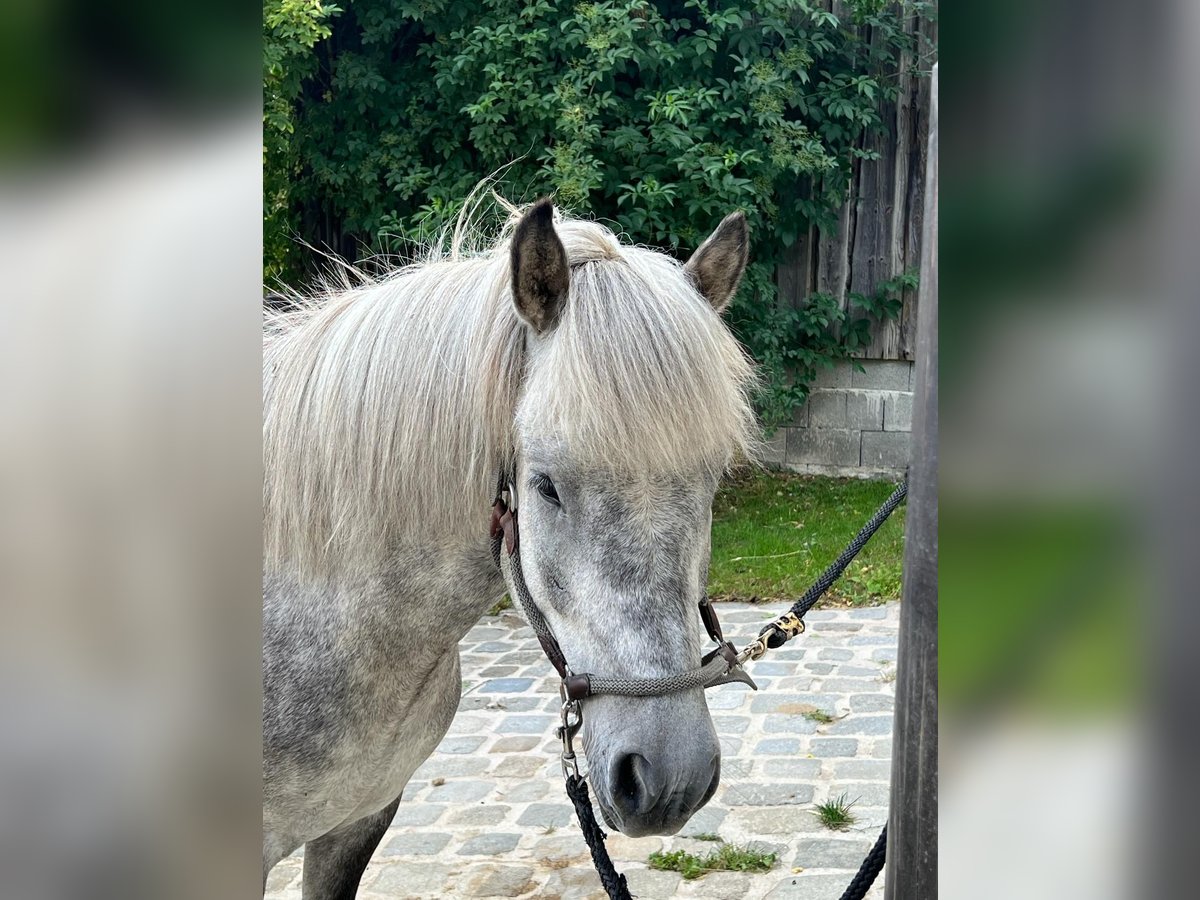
top-left (532, 473), bottom-right (560, 507)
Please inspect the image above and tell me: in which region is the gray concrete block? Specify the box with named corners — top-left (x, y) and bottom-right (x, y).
top-left (860, 430), bottom-right (910, 468)
top-left (809, 360), bottom-right (852, 389)
top-left (807, 390), bottom-right (847, 428)
top-left (786, 428), bottom-right (860, 467)
top-left (846, 391), bottom-right (884, 431)
top-left (884, 391), bottom-right (913, 431)
top-left (850, 359), bottom-right (912, 391)
top-left (790, 398), bottom-right (810, 427)
top-left (760, 428), bottom-right (787, 464)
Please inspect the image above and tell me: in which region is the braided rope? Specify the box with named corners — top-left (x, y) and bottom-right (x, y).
top-left (763, 481), bottom-right (907, 648)
top-left (587, 652), bottom-right (730, 697)
top-left (564, 775), bottom-right (633, 900)
top-left (839, 825), bottom-right (887, 900)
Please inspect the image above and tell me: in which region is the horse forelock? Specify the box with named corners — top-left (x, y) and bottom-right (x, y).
top-left (263, 203), bottom-right (759, 582)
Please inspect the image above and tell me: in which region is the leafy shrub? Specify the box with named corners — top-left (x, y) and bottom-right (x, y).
top-left (265, 0), bottom-right (933, 423)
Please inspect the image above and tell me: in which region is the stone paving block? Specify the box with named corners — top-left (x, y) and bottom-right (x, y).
top-left (265, 865), bottom-right (299, 893)
top-left (807, 621), bottom-right (863, 633)
top-left (753, 661), bottom-right (798, 676)
top-left (729, 806), bottom-right (827, 835)
top-left (767, 872), bottom-right (879, 899)
top-left (489, 735), bottom-right (539, 753)
top-left (686, 871), bottom-right (751, 897)
top-left (530, 834), bottom-right (588, 865)
top-left (721, 782), bottom-right (814, 806)
top-left (817, 678), bottom-right (882, 693)
top-left (750, 693), bottom-right (837, 714)
top-left (817, 648), bottom-right (853, 661)
top-left (848, 635), bottom-right (894, 645)
top-left (760, 757), bottom-right (823, 779)
top-left (473, 641), bottom-right (512, 653)
top-left (834, 759), bottom-right (892, 780)
top-left (840, 781), bottom-right (890, 806)
top-left (721, 757), bottom-right (752, 779)
top-left (849, 694), bottom-right (894, 713)
top-left (809, 738), bottom-right (858, 757)
top-left (457, 832), bottom-right (523, 856)
top-left (872, 647), bottom-right (898, 662)
top-left (846, 607), bottom-right (888, 620)
top-left (860, 430), bottom-right (910, 469)
top-left (391, 803), bottom-right (447, 827)
top-left (517, 803), bottom-right (573, 828)
top-left (624, 867), bottom-right (682, 897)
top-left (380, 831), bottom-right (452, 856)
top-left (867, 738), bottom-right (892, 758)
top-left (426, 780), bottom-right (495, 804)
top-left (479, 677), bottom-right (534, 693)
top-left (478, 665), bottom-right (518, 677)
top-left (755, 738), bottom-right (802, 754)
top-left (496, 715), bottom-right (556, 734)
top-left (492, 755), bottom-right (550, 779)
top-left (541, 867), bottom-right (607, 900)
top-left (369, 861), bottom-right (460, 895)
top-left (713, 715), bottom-right (751, 735)
top-left (825, 715), bottom-right (892, 736)
top-left (719, 736), bottom-right (743, 755)
top-left (461, 863), bottom-right (536, 897)
top-left (436, 735), bottom-right (487, 754)
top-left (762, 715), bottom-right (819, 734)
top-left (446, 804), bottom-right (510, 827)
top-left (413, 756), bottom-right (491, 779)
top-left (805, 662), bottom-right (834, 674)
top-left (678, 804), bottom-right (727, 837)
top-left (836, 665), bottom-right (881, 677)
top-left (498, 779), bottom-right (549, 803)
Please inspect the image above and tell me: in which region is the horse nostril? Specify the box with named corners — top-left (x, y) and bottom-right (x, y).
top-left (612, 753), bottom-right (658, 818)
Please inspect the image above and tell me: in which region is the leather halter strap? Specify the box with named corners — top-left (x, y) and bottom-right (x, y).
top-left (488, 474), bottom-right (755, 702)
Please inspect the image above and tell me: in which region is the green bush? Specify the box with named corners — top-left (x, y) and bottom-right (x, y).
top-left (264, 0), bottom-right (933, 424)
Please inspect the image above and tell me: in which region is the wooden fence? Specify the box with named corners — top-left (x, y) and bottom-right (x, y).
top-left (776, 7), bottom-right (937, 361)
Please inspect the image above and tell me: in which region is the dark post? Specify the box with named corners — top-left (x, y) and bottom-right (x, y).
top-left (884, 63), bottom-right (937, 899)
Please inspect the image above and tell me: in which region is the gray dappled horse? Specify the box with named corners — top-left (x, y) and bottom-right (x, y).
top-left (263, 198), bottom-right (756, 897)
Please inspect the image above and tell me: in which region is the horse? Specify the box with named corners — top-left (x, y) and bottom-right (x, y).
top-left (262, 196), bottom-right (757, 898)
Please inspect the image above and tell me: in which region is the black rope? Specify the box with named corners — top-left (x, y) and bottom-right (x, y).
top-left (763, 480), bottom-right (907, 648)
top-left (839, 825), bottom-right (887, 900)
top-left (564, 775), bottom-right (633, 900)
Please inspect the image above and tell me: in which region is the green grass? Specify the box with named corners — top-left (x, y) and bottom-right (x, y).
top-left (486, 595), bottom-right (513, 616)
top-left (814, 793), bottom-right (858, 831)
top-left (801, 709), bottom-right (836, 724)
top-left (709, 472), bottom-right (905, 605)
top-left (649, 843), bottom-right (777, 880)
top-left (690, 832), bottom-right (724, 842)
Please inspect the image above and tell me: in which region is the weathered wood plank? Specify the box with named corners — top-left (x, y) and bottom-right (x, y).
top-left (884, 61), bottom-right (937, 900)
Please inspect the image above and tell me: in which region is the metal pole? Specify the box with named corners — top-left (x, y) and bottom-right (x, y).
top-left (884, 63), bottom-right (938, 900)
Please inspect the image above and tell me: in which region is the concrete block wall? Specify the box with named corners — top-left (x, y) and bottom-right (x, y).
top-left (760, 359), bottom-right (914, 478)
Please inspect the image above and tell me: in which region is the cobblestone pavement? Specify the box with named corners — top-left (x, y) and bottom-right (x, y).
top-left (266, 601), bottom-right (897, 900)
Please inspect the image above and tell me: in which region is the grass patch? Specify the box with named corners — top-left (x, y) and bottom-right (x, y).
top-left (814, 793), bottom-right (858, 831)
top-left (690, 832), bottom-right (724, 842)
top-left (649, 844), bottom-right (777, 880)
top-left (486, 595), bottom-right (513, 616)
top-left (709, 472), bottom-right (904, 606)
top-left (801, 709), bottom-right (836, 724)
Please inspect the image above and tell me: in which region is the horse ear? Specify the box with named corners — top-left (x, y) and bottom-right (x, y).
top-left (685, 211), bottom-right (749, 313)
top-left (510, 198), bottom-right (570, 334)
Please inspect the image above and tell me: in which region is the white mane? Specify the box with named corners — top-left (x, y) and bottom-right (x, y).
top-left (264, 203), bottom-right (759, 581)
